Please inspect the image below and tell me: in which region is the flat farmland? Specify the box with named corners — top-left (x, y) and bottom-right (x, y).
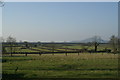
top-left (4, 43), bottom-right (113, 53)
top-left (2, 53), bottom-right (118, 79)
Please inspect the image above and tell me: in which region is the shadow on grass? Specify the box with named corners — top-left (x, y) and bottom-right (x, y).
top-left (2, 73), bottom-right (81, 80)
top-left (2, 56), bottom-right (33, 63)
top-left (2, 73), bottom-right (118, 80)
top-left (2, 55), bottom-right (28, 57)
top-left (2, 73), bottom-right (25, 80)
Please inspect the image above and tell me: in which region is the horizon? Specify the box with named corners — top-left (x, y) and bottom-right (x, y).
top-left (0, 35), bottom-right (112, 42)
top-left (2, 2), bottom-right (118, 42)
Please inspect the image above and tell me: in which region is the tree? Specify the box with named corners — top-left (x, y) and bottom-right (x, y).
top-left (6, 36), bottom-right (16, 56)
top-left (0, 37), bottom-right (5, 42)
top-left (24, 41), bottom-right (29, 48)
top-left (37, 41), bottom-right (41, 47)
top-left (23, 41), bottom-right (29, 56)
top-left (92, 36), bottom-right (100, 52)
top-left (6, 36), bottom-right (16, 43)
top-left (2, 46), bottom-right (6, 54)
top-left (81, 42), bottom-right (91, 52)
top-left (109, 35), bottom-right (118, 53)
top-left (0, 37), bottom-right (7, 55)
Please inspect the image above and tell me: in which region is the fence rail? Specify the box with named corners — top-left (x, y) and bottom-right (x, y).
top-left (3, 50), bottom-right (112, 54)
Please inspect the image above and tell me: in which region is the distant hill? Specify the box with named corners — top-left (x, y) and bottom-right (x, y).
top-left (72, 36), bottom-right (108, 43)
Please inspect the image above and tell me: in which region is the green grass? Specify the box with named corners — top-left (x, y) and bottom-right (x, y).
top-left (32, 47), bottom-right (51, 52)
top-left (5, 43), bottom-right (113, 53)
top-left (63, 44), bottom-right (112, 51)
top-left (63, 45), bottom-right (83, 49)
top-left (2, 53), bottom-right (118, 79)
top-left (5, 47), bottom-right (39, 52)
top-left (32, 47), bottom-right (75, 52)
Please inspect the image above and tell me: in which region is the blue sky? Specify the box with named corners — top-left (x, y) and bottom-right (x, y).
top-left (0, 7), bottom-right (2, 37)
top-left (4, 0), bottom-right (120, 2)
top-left (2, 2), bottom-right (118, 42)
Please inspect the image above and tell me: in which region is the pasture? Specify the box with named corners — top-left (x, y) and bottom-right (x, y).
top-left (2, 43), bottom-right (119, 79)
top-left (2, 53), bottom-right (118, 79)
top-left (3, 43), bottom-right (113, 54)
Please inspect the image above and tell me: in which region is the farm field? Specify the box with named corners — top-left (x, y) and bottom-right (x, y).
top-left (2, 53), bottom-right (118, 79)
top-left (2, 43), bottom-right (119, 79)
top-left (4, 43), bottom-right (113, 53)
top-left (2, 1), bottom-right (120, 79)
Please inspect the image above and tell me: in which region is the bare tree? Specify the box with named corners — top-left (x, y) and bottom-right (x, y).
top-left (6, 36), bottom-right (16, 56)
top-left (109, 35), bottom-right (118, 53)
top-left (37, 41), bottom-right (41, 47)
top-left (0, 37), bottom-right (7, 55)
top-left (0, 37), bottom-right (5, 42)
top-left (92, 36), bottom-right (100, 52)
top-left (24, 41), bottom-right (29, 48)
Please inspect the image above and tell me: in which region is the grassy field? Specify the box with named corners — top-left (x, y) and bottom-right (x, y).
top-left (4, 43), bottom-right (112, 53)
top-left (2, 53), bottom-right (118, 79)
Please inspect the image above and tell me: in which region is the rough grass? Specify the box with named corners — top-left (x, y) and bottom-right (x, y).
top-left (2, 53), bottom-right (118, 79)
top-left (5, 43), bottom-right (113, 53)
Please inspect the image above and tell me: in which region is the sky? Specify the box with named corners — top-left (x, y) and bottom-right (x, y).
top-left (2, 2), bottom-right (118, 42)
top-left (0, 7), bottom-right (2, 37)
top-left (4, 0), bottom-right (120, 2)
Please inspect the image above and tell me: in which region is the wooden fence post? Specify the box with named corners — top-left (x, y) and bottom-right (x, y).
top-left (65, 52), bottom-right (67, 56)
top-left (10, 52), bottom-right (13, 56)
top-left (52, 52), bottom-right (54, 55)
top-left (39, 53), bottom-right (41, 56)
top-left (25, 53), bottom-right (27, 56)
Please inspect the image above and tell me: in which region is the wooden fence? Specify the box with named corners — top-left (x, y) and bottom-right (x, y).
top-left (3, 50), bottom-right (113, 56)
